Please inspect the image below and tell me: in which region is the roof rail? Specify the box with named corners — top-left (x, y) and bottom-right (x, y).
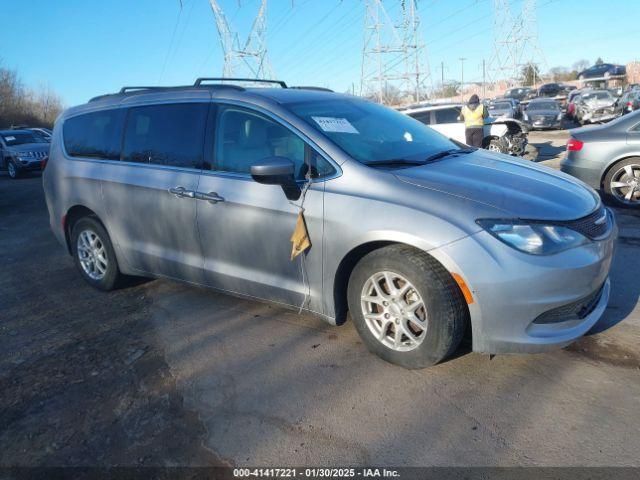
top-left (194, 77), bottom-right (287, 88)
top-left (119, 86), bottom-right (166, 94)
top-left (289, 86), bottom-right (334, 92)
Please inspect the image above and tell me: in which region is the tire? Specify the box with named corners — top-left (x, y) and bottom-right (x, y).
top-left (347, 245), bottom-right (468, 369)
top-left (603, 158), bottom-right (640, 208)
top-left (7, 160), bottom-right (19, 179)
top-left (71, 216), bottom-right (122, 290)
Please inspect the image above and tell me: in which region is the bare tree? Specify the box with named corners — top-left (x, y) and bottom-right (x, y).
top-left (0, 62), bottom-right (63, 128)
top-left (572, 59), bottom-right (589, 73)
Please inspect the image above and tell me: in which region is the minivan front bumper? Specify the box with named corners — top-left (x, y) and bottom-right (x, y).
top-left (433, 220), bottom-right (617, 354)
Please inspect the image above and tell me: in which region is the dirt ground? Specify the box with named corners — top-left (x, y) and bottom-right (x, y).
top-left (1, 131), bottom-right (640, 467)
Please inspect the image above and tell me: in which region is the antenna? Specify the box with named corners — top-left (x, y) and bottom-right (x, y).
top-left (208, 0), bottom-right (275, 79)
top-left (360, 0), bottom-right (428, 104)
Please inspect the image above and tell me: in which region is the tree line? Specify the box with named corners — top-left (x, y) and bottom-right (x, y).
top-left (0, 63), bottom-right (63, 129)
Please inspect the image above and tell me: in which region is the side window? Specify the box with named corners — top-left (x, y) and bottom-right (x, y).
top-left (307, 149), bottom-right (336, 179)
top-left (63, 109), bottom-right (123, 160)
top-left (214, 106), bottom-right (307, 178)
top-left (434, 107), bottom-right (461, 124)
top-left (410, 111), bottom-right (431, 125)
top-left (122, 103), bottom-right (208, 169)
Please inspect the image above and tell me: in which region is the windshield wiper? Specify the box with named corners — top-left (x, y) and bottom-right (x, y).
top-left (423, 148), bottom-right (476, 163)
top-left (365, 159), bottom-right (428, 168)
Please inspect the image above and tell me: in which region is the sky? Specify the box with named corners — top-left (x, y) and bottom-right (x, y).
top-left (1, 0), bottom-right (638, 106)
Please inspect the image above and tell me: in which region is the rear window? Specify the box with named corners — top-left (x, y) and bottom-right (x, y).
top-left (63, 110), bottom-right (123, 159)
top-left (122, 103), bottom-right (208, 169)
top-left (490, 102), bottom-right (512, 110)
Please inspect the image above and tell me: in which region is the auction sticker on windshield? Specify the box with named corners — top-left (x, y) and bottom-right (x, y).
top-left (311, 116), bottom-right (359, 134)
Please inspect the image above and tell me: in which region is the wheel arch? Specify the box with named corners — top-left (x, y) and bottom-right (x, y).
top-left (332, 239), bottom-right (473, 340)
top-left (599, 154), bottom-right (640, 190)
top-left (63, 205), bottom-right (103, 254)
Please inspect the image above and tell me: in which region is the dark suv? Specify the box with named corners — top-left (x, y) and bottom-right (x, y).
top-left (0, 130), bottom-right (49, 178)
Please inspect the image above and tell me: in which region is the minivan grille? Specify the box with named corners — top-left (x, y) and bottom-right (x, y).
top-left (556, 205), bottom-right (611, 240)
top-left (533, 284), bottom-right (605, 324)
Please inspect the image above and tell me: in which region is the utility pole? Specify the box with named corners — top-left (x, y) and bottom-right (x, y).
top-left (436, 61), bottom-right (447, 98)
top-left (459, 57), bottom-right (466, 102)
top-left (482, 59), bottom-right (486, 99)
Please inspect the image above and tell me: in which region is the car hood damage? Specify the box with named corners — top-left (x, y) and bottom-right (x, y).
top-left (395, 150), bottom-right (599, 220)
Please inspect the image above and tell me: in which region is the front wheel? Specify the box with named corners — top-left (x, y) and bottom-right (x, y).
top-left (487, 138), bottom-right (505, 153)
top-left (7, 160), bottom-right (19, 179)
top-left (347, 245), bottom-right (468, 369)
top-left (71, 216), bottom-right (123, 290)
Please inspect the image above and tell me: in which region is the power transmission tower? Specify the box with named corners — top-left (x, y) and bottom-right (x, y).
top-left (487, 0), bottom-right (547, 87)
top-left (360, 0), bottom-right (428, 104)
top-left (208, 0), bottom-right (275, 79)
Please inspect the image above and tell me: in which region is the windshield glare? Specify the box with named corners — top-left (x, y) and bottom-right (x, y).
top-left (1, 132), bottom-right (43, 146)
top-left (286, 98), bottom-right (458, 165)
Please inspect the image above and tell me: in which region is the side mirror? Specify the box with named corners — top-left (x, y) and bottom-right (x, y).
top-left (251, 156), bottom-right (301, 200)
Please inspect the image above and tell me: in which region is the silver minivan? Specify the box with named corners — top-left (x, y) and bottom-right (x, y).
top-left (44, 79), bottom-right (617, 369)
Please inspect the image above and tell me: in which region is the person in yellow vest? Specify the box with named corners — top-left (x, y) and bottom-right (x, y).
top-left (458, 94), bottom-right (488, 148)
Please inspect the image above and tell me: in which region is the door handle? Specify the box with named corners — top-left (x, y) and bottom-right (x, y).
top-left (168, 186), bottom-right (195, 198)
top-left (195, 191), bottom-right (225, 204)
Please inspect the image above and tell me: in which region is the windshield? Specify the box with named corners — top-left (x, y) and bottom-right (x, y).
top-left (529, 101), bottom-right (559, 111)
top-left (1, 132), bottom-right (43, 146)
top-left (490, 102), bottom-right (512, 110)
top-left (582, 92), bottom-right (612, 101)
top-left (286, 98), bottom-right (458, 165)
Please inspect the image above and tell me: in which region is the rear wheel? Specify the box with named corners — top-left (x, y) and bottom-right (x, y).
top-left (71, 216), bottom-right (122, 290)
top-left (347, 245), bottom-right (467, 369)
top-left (604, 158), bottom-right (640, 207)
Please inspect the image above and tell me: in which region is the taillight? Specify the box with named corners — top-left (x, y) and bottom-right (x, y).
top-left (40, 156), bottom-right (48, 170)
top-left (627, 101), bottom-right (634, 108)
top-left (567, 138), bottom-right (583, 152)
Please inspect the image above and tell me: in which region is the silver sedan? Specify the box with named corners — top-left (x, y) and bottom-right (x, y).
top-left (560, 110), bottom-right (640, 207)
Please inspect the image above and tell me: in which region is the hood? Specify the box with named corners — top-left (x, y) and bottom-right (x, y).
top-left (7, 143), bottom-right (50, 153)
top-left (395, 150), bottom-right (598, 220)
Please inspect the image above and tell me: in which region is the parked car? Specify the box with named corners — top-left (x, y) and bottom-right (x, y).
top-left (43, 78), bottom-right (616, 369)
top-left (578, 63), bottom-right (626, 81)
top-left (614, 89), bottom-right (640, 116)
top-left (537, 83), bottom-right (569, 109)
top-left (566, 89), bottom-right (588, 120)
top-left (400, 103), bottom-right (528, 156)
top-left (574, 90), bottom-right (618, 124)
top-left (488, 98), bottom-right (520, 119)
top-left (503, 87), bottom-right (534, 101)
top-left (522, 98), bottom-right (563, 129)
top-left (0, 129), bottom-right (49, 178)
top-left (561, 110), bottom-right (640, 207)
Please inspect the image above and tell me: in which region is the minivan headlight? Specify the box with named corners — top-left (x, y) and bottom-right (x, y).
top-left (476, 219), bottom-right (589, 255)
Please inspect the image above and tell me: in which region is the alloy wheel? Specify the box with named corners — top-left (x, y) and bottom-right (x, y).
top-left (360, 271), bottom-right (427, 352)
top-left (77, 229), bottom-right (108, 280)
top-left (8, 162), bottom-right (17, 178)
top-left (610, 164), bottom-right (640, 205)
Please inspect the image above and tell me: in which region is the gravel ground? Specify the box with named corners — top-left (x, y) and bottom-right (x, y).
top-left (1, 131), bottom-right (639, 467)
